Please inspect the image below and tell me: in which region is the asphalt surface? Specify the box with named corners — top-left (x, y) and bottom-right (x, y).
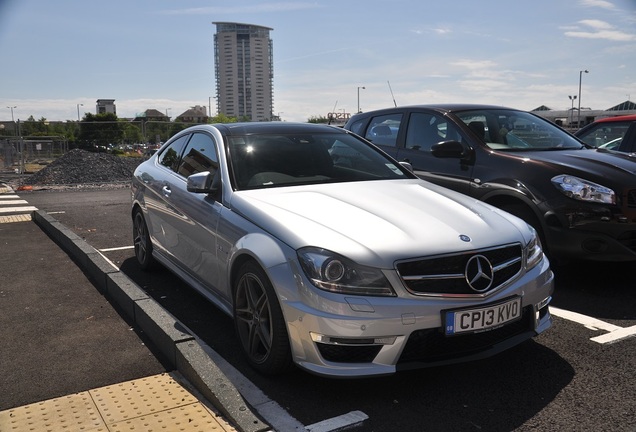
top-left (0, 181), bottom-right (269, 432)
top-left (3, 179), bottom-right (636, 431)
top-left (0, 219), bottom-right (169, 408)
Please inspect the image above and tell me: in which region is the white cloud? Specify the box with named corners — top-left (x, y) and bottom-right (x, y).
top-left (579, 0), bottom-right (616, 9)
top-left (565, 20), bottom-right (636, 41)
top-left (580, 19), bottom-right (614, 30)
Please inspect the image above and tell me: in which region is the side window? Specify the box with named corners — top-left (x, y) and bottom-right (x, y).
top-left (364, 114), bottom-right (402, 147)
top-left (177, 132), bottom-right (219, 178)
top-left (158, 134), bottom-right (190, 172)
top-left (347, 119), bottom-right (366, 136)
top-left (578, 123), bottom-right (631, 148)
top-left (405, 112), bottom-right (462, 151)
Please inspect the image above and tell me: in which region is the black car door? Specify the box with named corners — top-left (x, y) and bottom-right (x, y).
top-left (395, 110), bottom-right (475, 196)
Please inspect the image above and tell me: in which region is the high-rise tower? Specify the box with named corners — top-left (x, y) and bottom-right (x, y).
top-left (213, 22), bottom-right (273, 121)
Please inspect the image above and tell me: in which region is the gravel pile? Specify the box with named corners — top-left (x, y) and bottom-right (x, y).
top-left (24, 149), bottom-right (143, 187)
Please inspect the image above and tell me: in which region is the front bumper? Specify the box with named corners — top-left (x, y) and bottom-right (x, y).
top-left (273, 257), bottom-right (554, 378)
top-left (544, 215), bottom-right (636, 262)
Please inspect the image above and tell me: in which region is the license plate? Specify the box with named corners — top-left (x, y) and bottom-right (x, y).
top-left (444, 297), bottom-right (522, 336)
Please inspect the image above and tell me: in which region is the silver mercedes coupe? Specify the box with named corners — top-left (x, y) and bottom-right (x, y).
top-left (131, 122), bottom-right (553, 377)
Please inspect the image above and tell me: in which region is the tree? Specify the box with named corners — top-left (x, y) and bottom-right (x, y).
top-left (308, 115), bottom-right (329, 124)
top-left (121, 122), bottom-right (143, 144)
top-left (78, 112), bottom-right (124, 150)
top-left (208, 112), bottom-right (238, 124)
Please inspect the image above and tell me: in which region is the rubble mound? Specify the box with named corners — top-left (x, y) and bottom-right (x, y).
top-left (25, 149), bottom-right (143, 186)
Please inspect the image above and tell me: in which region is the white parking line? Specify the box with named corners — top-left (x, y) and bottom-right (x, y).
top-left (99, 245), bottom-right (135, 252)
top-left (0, 206), bottom-right (38, 214)
top-left (0, 199), bottom-right (28, 205)
top-left (550, 306), bottom-right (636, 344)
top-left (591, 325), bottom-right (636, 344)
top-left (0, 192), bottom-right (38, 220)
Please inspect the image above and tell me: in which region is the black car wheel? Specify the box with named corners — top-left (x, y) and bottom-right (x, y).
top-left (233, 261), bottom-right (292, 375)
top-left (133, 209), bottom-right (154, 270)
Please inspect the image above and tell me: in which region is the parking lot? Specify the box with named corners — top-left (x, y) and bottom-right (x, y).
top-left (6, 186), bottom-right (636, 431)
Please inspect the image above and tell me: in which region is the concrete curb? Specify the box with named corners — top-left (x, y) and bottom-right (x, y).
top-left (32, 209), bottom-right (272, 432)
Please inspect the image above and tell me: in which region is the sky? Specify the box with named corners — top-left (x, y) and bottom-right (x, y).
top-left (0, 0), bottom-right (635, 123)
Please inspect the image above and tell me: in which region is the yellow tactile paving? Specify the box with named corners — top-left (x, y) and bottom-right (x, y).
top-left (0, 373), bottom-right (238, 432)
top-left (0, 214), bottom-right (32, 223)
top-left (0, 392), bottom-right (105, 431)
top-left (90, 374), bottom-right (199, 424)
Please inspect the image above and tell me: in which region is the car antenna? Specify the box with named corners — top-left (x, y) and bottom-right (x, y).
top-left (387, 81), bottom-right (397, 107)
top-left (328, 100), bottom-right (338, 125)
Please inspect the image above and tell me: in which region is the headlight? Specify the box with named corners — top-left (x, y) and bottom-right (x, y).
top-left (525, 229), bottom-right (544, 270)
top-left (551, 175), bottom-right (615, 204)
top-left (297, 247), bottom-right (395, 296)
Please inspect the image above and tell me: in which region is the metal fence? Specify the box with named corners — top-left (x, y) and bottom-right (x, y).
top-left (1, 136), bottom-right (69, 173)
top-left (0, 119), bottom-right (215, 173)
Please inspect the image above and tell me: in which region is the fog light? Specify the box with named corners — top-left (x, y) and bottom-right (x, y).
top-left (582, 238), bottom-right (608, 253)
top-left (536, 296), bottom-right (551, 311)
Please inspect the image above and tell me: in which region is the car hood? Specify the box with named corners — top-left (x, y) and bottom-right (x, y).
top-left (229, 179), bottom-right (532, 267)
top-left (518, 148), bottom-right (636, 181)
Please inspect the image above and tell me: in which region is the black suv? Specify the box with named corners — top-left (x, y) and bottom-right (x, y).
top-left (344, 104), bottom-right (636, 263)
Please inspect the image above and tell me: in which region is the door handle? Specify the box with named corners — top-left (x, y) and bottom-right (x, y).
top-left (162, 185), bottom-right (171, 197)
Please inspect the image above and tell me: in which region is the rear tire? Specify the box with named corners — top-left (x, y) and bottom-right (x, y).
top-left (233, 261), bottom-right (292, 375)
top-left (133, 209), bottom-right (154, 270)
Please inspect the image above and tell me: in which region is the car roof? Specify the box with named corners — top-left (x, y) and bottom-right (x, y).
top-left (212, 122), bottom-right (345, 136)
top-left (348, 104), bottom-right (523, 119)
top-left (587, 114), bottom-right (636, 124)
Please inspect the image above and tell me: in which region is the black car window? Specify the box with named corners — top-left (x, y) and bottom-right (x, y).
top-left (456, 109), bottom-right (583, 150)
top-left (177, 132), bottom-right (219, 178)
top-left (577, 122), bottom-right (632, 149)
top-left (347, 119), bottom-right (366, 136)
top-left (227, 132), bottom-right (412, 190)
top-left (405, 112), bottom-right (462, 151)
top-left (364, 113), bottom-right (402, 147)
top-left (158, 134), bottom-right (190, 172)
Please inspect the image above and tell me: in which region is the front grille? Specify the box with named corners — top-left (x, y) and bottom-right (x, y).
top-left (396, 244), bottom-right (523, 296)
top-left (316, 343), bottom-right (382, 363)
top-left (397, 306), bottom-right (534, 365)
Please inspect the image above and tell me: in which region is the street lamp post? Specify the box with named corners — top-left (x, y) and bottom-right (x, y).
top-left (568, 95), bottom-right (577, 127)
top-left (76, 103), bottom-right (83, 121)
top-left (6, 106), bottom-right (16, 122)
top-left (577, 69), bottom-right (589, 128)
top-left (357, 86), bottom-right (365, 113)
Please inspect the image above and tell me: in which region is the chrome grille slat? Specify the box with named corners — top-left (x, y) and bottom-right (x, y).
top-left (396, 244), bottom-right (523, 297)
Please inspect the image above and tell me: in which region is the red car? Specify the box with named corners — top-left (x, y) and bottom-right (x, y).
top-left (575, 114), bottom-right (636, 153)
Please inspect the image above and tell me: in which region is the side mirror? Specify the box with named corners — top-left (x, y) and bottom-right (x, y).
top-left (399, 161), bottom-right (414, 172)
top-left (187, 170), bottom-right (220, 194)
top-left (431, 140), bottom-right (467, 159)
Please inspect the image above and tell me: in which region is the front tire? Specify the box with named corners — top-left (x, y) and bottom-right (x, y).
top-left (233, 261), bottom-right (292, 375)
top-left (133, 209), bottom-right (154, 270)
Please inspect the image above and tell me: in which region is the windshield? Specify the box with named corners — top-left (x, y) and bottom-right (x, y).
top-left (227, 132), bottom-right (413, 190)
top-left (455, 109), bottom-right (584, 151)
